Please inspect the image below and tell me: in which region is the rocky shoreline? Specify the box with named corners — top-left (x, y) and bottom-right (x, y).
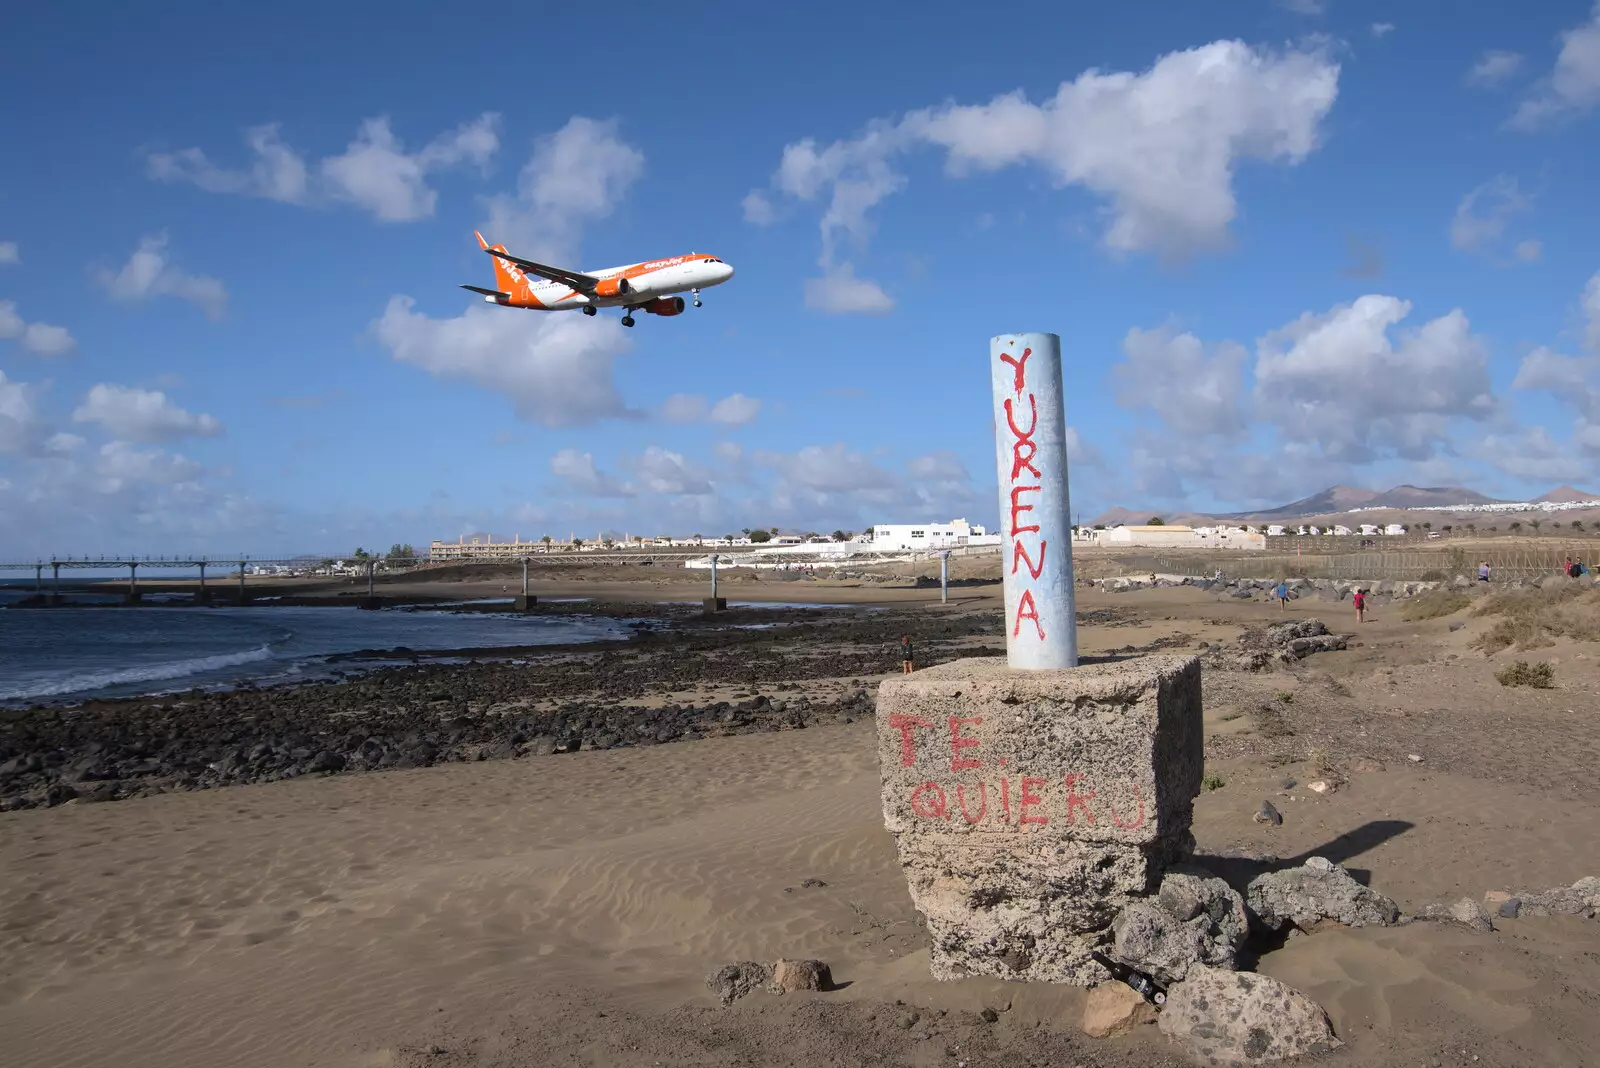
top-left (0, 604), bottom-right (1036, 811)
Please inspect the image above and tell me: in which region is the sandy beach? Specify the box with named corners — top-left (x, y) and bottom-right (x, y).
top-left (4, 577), bottom-right (1600, 1067)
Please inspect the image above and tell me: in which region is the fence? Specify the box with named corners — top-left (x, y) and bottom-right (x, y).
top-left (1135, 543), bottom-right (1595, 582)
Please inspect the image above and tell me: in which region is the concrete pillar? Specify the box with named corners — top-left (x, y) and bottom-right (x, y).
top-left (125, 562), bottom-right (141, 604)
top-left (34, 564), bottom-right (42, 593)
top-left (939, 551), bottom-right (950, 604)
top-left (51, 561), bottom-right (61, 605)
top-left (196, 561), bottom-right (211, 604)
top-left (876, 654), bottom-right (1203, 985)
top-left (990, 332), bottom-right (1077, 669)
top-left (237, 561), bottom-right (248, 604)
top-left (515, 557), bottom-right (536, 612)
top-left (703, 554), bottom-right (726, 613)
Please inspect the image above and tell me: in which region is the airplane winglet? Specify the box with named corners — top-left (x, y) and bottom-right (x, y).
top-left (474, 230), bottom-right (489, 251)
top-left (460, 284), bottom-right (510, 299)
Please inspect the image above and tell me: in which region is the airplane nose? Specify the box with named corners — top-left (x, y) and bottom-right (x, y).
top-left (720, 263), bottom-right (735, 281)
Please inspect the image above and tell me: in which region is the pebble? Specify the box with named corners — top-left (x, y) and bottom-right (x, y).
top-left (1408, 753), bottom-right (1424, 763)
top-left (1254, 799), bottom-right (1283, 826)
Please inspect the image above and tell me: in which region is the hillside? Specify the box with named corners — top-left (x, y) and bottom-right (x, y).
top-left (1087, 482), bottom-right (1589, 527)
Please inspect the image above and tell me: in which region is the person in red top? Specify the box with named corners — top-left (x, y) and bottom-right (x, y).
top-left (1352, 588), bottom-right (1367, 624)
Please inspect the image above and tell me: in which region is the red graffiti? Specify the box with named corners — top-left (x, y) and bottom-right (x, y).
top-left (1110, 784), bottom-right (1146, 830)
top-left (1063, 773), bottom-right (1095, 825)
top-left (910, 782), bottom-right (949, 820)
top-left (888, 713), bottom-right (931, 767)
top-left (1009, 485), bottom-right (1040, 537)
top-left (1018, 776), bottom-right (1048, 826)
top-left (956, 783), bottom-right (988, 824)
top-left (1011, 539), bottom-right (1046, 579)
top-left (1000, 777), bottom-right (1012, 822)
top-left (1013, 589), bottom-right (1043, 640)
top-left (948, 715), bottom-right (983, 771)
top-left (1004, 395), bottom-right (1040, 481)
top-left (998, 346), bottom-right (1032, 393)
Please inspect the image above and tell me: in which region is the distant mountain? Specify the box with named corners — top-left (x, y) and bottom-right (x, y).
top-left (1535, 485), bottom-right (1599, 503)
top-left (1087, 483), bottom-right (1512, 528)
top-left (1233, 485), bottom-right (1379, 519)
top-left (1364, 484), bottom-right (1502, 508)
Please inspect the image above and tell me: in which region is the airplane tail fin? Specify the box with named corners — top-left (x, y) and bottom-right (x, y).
top-left (477, 231), bottom-right (530, 300)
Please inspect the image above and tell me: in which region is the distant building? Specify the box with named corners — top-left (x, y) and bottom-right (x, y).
top-left (1092, 524), bottom-right (1266, 550)
top-left (429, 534), bottom-right (551, 561)
top-left (870, 518), bottom-right (989, 551)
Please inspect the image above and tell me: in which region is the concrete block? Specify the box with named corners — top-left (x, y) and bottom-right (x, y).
top-left (702, 596), bottom-right (727, 613)
top-left (514, 595), bottom-right (538, 611)
top-left (876, 654), bottom-right (1203, 985)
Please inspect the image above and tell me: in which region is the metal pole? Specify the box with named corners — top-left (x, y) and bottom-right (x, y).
top-left (238, 560), bottom-right (246, 602)
top-left (367, 559), bottom-right (375, 599)
top-left (522, 556), bottom-right (529, 598)
top-left (990, 332), bottom-right (1077, 669)
top-left (939, 550), bottom-right (950, 604)
top-left (128, 562), bottom-right (138, 599)
top-left (52, 561), bottom-right (60, 599)
top-left (198, 561), bottom-right (207, 597)
top-left (35, 564), bottom-right (42, 593)
top-left (710, 554), bottom-right (719, 601)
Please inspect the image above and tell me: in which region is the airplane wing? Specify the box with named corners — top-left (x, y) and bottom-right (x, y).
top-left (486, 248), bottom-right (602, 293)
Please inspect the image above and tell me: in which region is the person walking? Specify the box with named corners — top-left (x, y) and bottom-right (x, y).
top-left (1478, 561), bottom-right (1490, 583)
top-left (1352, 588), bottom-right (1367, 624)
top-left (900, 635), bottom-right (915, 674)
top-left (1274, 580), bottom-right (1289, 611)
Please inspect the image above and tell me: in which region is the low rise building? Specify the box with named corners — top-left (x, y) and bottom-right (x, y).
top-left (869, 518), bottom-right (989, 551)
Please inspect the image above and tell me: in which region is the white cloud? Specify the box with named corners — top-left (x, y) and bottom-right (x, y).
top-left (742, 191), bottom-right (776, 225)
top-left (628, 446), bottom-right (713, 495)
top-left (1512, 3), bottom-right (1600, 127)
top-left (97, 234), bottom-right (228, 318)
top-left (481, 117), bottom-right (643, 261)
top-left (0, 370), bottom-right (44, 455)
top-left (709, 393), bottom-right (761, 426)
top-left (755, 443), bottom-right (899, 494)
top-left (0, 300), bottom-right (76, 356)
top-left (1115, 325), bottom-right (1249, 437)
top-left (1449, 176), bottom-right (1538, 262)
top-left (0, 242), bottom-right (17, 264)
top-left (661, 393), bottom-right (710, 424)
top-left (71, 383), bottom-right (224, 443)
top-left (1585, 270), bottom-right (1600, 351)
top-left (550, 448), bottom-right (631, 497)
top-left (804, 264), bottom-right (895, 314)
top-left (1370, 23), bottom-right (1395, 39)
top-left (752, 38), bottom-right (1340, 285)
top-left (1254, 296), bottom-right (1496, 463)
top-left (1277, 0), bottom-right (1324, 13)
top-left (147, 114), bottom-right (499, 221)
top-left (93, 440), bottom-right (203, 493)
top-left (320, 114), bottom-right (499, 221)
top-left (374, 297), bottom-right (634, 427)
top-left (1466, 50), bottom-right (1524, 87)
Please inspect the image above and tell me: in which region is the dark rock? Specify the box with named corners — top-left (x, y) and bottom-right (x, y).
top-left (1111, 865), bottom-right (1249, 983)
top-left (1160, 965), bottom-right (1341, 1067)
top-left (1254, 799), bottom-right (1283, 826)
top-left (307, 750), bottom-right (346, 774)
top-left (1248, 857), bottom-right (1400, 930)
top-left (980, 1008), bottom-right (999, 1024)
top-left (800, 878), bottom-right (828, 889)
top-left (1498, 897), bottom-right (1521, 919)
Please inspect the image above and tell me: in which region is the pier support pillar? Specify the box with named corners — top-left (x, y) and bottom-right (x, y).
top-left (123, 562), bottom-right (142, 605)
top-left (516, 558), bottom-right (536, 612)
top-left (50, 561), bottom-right (61, 605)
top-left (237, 561), bottom-right (250, 604)
top-left (703, 555), bottom-right (725, 614)
top-left (196, 561), bottom-right (211, 604)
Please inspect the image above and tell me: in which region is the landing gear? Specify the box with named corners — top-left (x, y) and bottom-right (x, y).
top-left (620, 314), bottom-right (635, 327)
top-left (582, 305), bottom-right (597, 316)
top-left (692, 288), bottom-right (702, 308)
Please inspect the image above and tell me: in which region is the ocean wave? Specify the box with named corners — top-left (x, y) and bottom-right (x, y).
top-left (0, 643), bottom-right (277, 701)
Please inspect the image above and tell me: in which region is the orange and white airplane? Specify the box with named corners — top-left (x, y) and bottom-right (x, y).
top-left (461, 231), bottom-right (735, 327)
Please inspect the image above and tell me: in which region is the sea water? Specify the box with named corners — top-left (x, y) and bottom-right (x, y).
top-left (0, 603), bottom-right (631, 705)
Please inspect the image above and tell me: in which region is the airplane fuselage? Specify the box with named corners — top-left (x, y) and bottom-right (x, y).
top-left (487, 253), bottom-right (733, 311)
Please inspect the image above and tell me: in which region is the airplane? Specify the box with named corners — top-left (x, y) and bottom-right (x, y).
top-left (461, 231), bottom-right (735, 327)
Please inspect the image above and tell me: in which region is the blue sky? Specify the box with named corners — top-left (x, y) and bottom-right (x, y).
top-left (2, 1), bottom-right (1599, 558)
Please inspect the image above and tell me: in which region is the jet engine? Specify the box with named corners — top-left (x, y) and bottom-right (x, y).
top-left (593, 277), bottom-right (632, 298)
top-left (644, 296), bottom-right (686, 316)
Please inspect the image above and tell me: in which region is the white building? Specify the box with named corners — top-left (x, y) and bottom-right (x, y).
top-left (870, 517), bottom-right (989, 551)
top-left (1384, 524), bottom-right (1407, 536)
top-left (1267, 525), bottom-right (1288, 536)
top-left (1359, 524), bottom-right (1381, 537)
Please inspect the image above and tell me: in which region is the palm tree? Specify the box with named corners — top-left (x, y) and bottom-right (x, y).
top-left (540, 535), bottom-right (552, 552)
